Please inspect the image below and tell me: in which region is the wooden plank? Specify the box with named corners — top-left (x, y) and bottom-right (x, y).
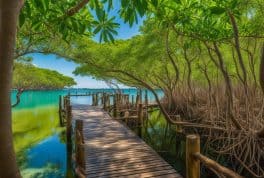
top-left (71, 104), bottom-right (182, 178)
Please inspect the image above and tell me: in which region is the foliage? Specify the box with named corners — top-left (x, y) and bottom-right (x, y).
top-left (9, 0), bottom-right (264, 177)
top-left (12, 62), bottom-right (76, 90)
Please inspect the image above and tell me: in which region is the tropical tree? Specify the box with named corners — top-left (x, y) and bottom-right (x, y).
top-left (0, 0), bottom-right (147, 177)
top-left (56, 1), bottom-right (264, 176)
top-left (12, 62), bottom-right (76, 107)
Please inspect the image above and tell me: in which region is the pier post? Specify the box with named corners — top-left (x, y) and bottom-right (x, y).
top-left (176, 115), bottom-right (183, 133)
top-left (124, 111), bottom-right (129, 124)
top-left (103, 93), bottom-right (106, 110)
top-left (92, 94), bottom-right (95, 106)
top-left (101, 92), bottom-right (105, 107)
top-left (136, 94), bottom-right (140, 109)
top-left (138, 103), bottom-right (143, 126)
top-left (113, 95), bottom-right (117, 118)
top-left (106, 95), bottom-right (110, 111)
top-left (66, 98), bottom-right (72, 151)
top-left (59, 95), bottom-right (63, 126)
top-left (144, 90), bottom-right (148, 106)
top-left (139, 89), bottom-right (142, 104)
top-left (132, 95), bottom-right (134, 106)
top-left (75, 119), bottom-right (85, 171)
top-left (63, 96), bottom-right (67, 109)
top-left (186, 135), bottom-right (200, 178)
top-left (95, 93), bottom-right (98, 106)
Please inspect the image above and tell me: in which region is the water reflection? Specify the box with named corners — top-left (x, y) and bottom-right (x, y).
top-left (21, 135), bottom-right (66, 178)
top-left (135, 111), bottom-right (186, 176)
top-left (12, 90), bottom-right (66, 178)
top-left (11, 89), bottom-right (163, 178)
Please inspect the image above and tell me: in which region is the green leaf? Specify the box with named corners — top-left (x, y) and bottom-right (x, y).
top-left (106, 31), bottom-right (114, 42)
top-left (24, 1), bottom-right (31, 16)
top-left (32, 21), bottom-right (42, 30)
top-left (41, 0), bottom-right (49, 11)
top-left (210, 6), bottom-right (226, 15)
top-left (93, 26), bottom-right (101, 34)
top-left (151, 0), bottom-right (158, 7)
top-left (231, 0), bottom-right (238, 9)
top-left (19, 12), bottom-right (25, 27)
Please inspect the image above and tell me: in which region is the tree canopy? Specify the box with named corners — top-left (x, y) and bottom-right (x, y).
top-left (11, 62), bottom-right (76, 107)
top-left (13, 62), bottom-right (76, 90)
top-left (1, 0), bottom-right (264, 177)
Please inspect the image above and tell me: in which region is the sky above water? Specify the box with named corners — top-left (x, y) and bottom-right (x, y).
top-left (32, 3), bottom-right (144, 88)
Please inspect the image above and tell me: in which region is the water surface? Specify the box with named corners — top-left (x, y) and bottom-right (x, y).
top-left (12, 89), bottom-right (162, 178)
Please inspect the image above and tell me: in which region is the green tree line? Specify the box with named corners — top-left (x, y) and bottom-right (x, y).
top-left (12, 62), bottom-right (76, 107)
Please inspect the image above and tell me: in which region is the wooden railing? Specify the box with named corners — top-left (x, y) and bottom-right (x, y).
top-left (186, 135), bottom-right (243, 178)
top-left (59, 92), bottom-right (243, 178)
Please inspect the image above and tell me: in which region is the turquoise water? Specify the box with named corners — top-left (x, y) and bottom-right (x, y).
top-left (12, 88), bottom-right (162, 178)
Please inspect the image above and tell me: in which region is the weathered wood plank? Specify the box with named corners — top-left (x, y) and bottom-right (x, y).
top-left (71, 104), bottom-right (182, 178)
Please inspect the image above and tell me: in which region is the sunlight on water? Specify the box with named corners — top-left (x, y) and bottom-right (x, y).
top-left (11, 89), bottom-right (163, 178)
top-left (12, 90), bottom-right (66, 178)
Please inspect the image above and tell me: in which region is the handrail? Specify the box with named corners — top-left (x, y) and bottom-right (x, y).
top-left (61, 92), bottom-right (244, 178)
top-left (186, 135), bottom-right (243, 178)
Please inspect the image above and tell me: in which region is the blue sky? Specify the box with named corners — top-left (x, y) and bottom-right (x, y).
top-left (32, 4), bottom-right (144, 88)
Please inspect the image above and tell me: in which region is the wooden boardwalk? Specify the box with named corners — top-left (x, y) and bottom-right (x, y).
top-left (71, 104), bottom-right (182, 178)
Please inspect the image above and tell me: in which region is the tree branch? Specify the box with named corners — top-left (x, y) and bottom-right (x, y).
top-left (65, 0), bottom-right (90, 16)
top-left (12, 88), bottom-right (24, 108)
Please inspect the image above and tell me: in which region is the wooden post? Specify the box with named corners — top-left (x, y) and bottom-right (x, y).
top-left (63, 96), bottom-right (67, 109)
top-left (103, 93), bottom-right (106, 110)
top-left (59, 95), bottom-right (63, 126)
top-left (124, 111), bottom-right (129, 124)
top-left (92, 94), bottom-right (95, 106)
top-left (101, 93), bottom-right (105, 106)
top-left (75, 119), bottom-right (85, 171)
top-left (66, 103), bottom-right (72, 150)
top-left (145, 90), bottom-right (148, 106)
top-left (113, 95), bottom-right (117, 118)
top-left (138, 103), bottom-right (143, 126)
top-left (125, 95), bottom-right (129, 108)
top-left (139, 89), bottom-right (142, 104)
top-left (136, 94), bottom-right (140, 108)
top-left (106, 95), bottom-right (110, 112)
top-left (186, 135), bottom-right (200, 178)
top-left (176, 115), bottom-right (183, 133)
top-left (132, 95), bottom-right (134, 106)
top-left (95, 93), bottom-right (98, 106)
top-left (75, 119), bottom-right (85, 169)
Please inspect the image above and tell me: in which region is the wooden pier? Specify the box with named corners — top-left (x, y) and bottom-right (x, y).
top-left (60, 92), bottom-right (242, 178)
top-left (71, 104), bottom-right (182, 178)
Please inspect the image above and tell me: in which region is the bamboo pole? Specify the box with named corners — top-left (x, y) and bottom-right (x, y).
top-left (186, 135), bottom-right (200, 178)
